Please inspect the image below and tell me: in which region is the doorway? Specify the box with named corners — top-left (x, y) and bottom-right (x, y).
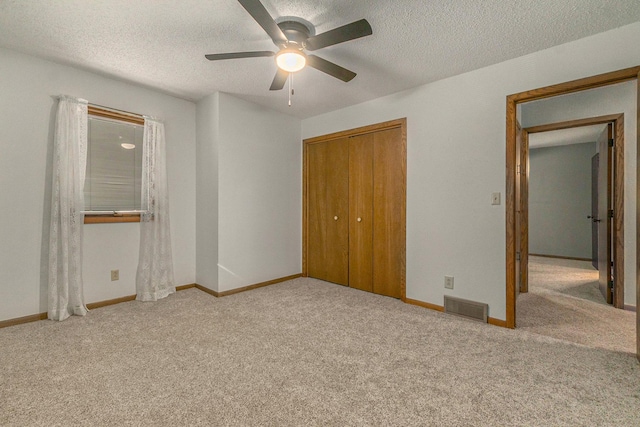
top-left (515, 114), bottom-right (634, 352)
top-left (519, 114), bottom-right (624, 308)
top-left (504, 65), bottom-right (640, 361)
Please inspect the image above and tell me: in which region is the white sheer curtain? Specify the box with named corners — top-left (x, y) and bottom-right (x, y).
top-left (48, 96), bottom-right (89, 321)
top-left (136, 117), bottom-right (175, 301)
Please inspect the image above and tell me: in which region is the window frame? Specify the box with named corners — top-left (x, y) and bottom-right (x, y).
top-left (84, 105), bottom-right (145, 225)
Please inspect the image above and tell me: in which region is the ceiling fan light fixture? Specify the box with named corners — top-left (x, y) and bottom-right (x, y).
top-left (276, 48), bottom-right (306, 72)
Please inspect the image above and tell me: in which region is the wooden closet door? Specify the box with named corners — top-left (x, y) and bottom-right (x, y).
top-left (307, 138), bottom-right (349, 285)
top-left (373, 127), bottom-right (405, 298)
top-left (349, 134), bottom-right (374, 292)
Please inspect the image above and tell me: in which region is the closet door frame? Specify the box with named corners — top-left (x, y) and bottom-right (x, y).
top-left (302, 118), bottom-right (407, 300)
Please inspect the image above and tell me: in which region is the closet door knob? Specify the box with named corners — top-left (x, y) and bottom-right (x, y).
top-left (334, 216), bottom-right (338, 221)
top-left (357, 217), bottom-right (362, 222)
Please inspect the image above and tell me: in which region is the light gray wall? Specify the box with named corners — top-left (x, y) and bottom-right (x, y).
top-left (217, 93), bottom-right (302, 292)
top-left (195, 93), bottom-right (220, 291)
top-left (302, 22), bottom-right (640, 318)
top-left (529, 142), bottom-right (596, 259)
top-left (195, 92), bottom-right (302, 293)
top-left (0, 47), bottom-right (197, 321)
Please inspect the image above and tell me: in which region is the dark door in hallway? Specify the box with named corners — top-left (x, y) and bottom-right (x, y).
top-left (596, 124), bottom-right (613, 304)
top-left (590, 153), bottom-right (599, 270)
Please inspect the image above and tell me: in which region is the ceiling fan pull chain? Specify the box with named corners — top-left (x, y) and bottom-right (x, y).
top-left (288, 73), bottom-right (293, 106)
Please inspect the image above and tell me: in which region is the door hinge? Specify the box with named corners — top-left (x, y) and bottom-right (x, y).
top-left (608, 138), bottom-right (614, 147)
top-left (608, 280), bottom-right (614, 290)
top-left (517, 164), bottom-right (520, 174)
top-left (608, 209), bottom-right (614, 219)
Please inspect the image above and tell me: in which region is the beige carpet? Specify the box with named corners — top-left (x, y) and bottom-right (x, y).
top-left (517, 256), bottom-right (636, 354)
top-left (1, 278), bottom-right (639, 426)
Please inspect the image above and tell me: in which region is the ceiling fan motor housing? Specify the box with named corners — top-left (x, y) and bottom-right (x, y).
top-left (277, 20), bottom-right (312, 47)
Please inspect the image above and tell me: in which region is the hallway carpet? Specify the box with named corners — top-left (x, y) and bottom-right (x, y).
top-left (517, 256), bottom-right (635, 354)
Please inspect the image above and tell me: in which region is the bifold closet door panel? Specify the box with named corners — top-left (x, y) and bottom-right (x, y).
top-left (349, 134), bottom-right (374, 292)
top-left (307, 138), bottom-right (349, 286)
top-left (373, 127), bottom-right (405, 298)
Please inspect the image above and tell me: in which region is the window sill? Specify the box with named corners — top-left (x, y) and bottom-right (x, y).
top-left (84, 214), bottom-right (141, 224)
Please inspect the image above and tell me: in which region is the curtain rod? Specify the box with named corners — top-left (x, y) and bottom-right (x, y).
top-left (88, 103), bottom-right (144, 119)
top-left (82, 210), bottom-right (144, 215)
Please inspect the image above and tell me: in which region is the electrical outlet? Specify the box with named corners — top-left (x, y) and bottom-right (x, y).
top-left (444, 275), bottom-right (454, 289)
top-left (111, 270), bottom-right (119, 281)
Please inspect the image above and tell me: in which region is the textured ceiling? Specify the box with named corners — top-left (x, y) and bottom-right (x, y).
top-left (1, 0), bottom-right (640, 118)
top-left (529, 125), bottom-right (607, 149)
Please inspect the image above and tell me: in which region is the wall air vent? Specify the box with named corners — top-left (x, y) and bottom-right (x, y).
top-left (444, 296), bottom-right (488, 323)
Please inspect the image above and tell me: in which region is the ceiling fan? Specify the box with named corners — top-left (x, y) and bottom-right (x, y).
top-left (205, 0), bottom-right (373, 91)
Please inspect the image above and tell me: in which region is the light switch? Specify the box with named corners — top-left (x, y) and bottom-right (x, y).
top-left (491, 192), bottom-right (501, 205)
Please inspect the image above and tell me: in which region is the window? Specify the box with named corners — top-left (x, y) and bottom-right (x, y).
top-left (84, 106), bottom-right (144, 224)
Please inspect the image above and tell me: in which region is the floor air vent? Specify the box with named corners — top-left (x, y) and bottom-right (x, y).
top-left (444, 296), bottom-right (488, 323)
